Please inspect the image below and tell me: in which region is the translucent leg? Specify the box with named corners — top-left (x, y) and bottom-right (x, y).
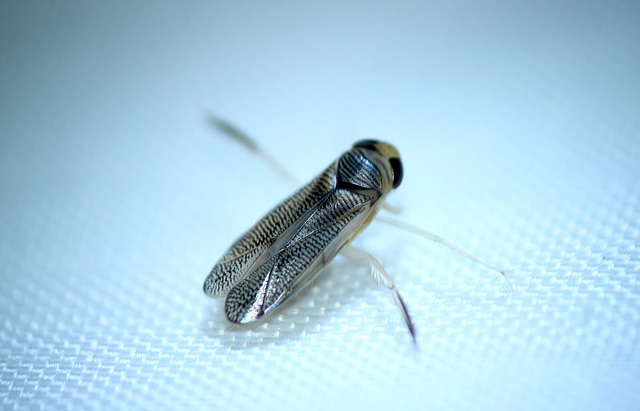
top-left (340, 244), bottom-right (418, 348)
top-left (375, 215), bottom-right (514, 290)
top-left (207, 114), bottom-right (298, 184)
top-left (381, 202), bottom-right (402, 214)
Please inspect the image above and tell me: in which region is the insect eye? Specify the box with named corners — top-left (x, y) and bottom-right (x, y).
top-left (390, 157), bottom-right (403, 188)
top-left (353, 139), bottom-right (403, 189)
top-left (353, 139), bottom-right (380, 151)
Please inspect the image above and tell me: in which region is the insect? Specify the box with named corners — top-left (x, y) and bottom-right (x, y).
top-left (203, 137), bottom-right (419, 340)
top-left (203, 118), bottom-right (512, 346)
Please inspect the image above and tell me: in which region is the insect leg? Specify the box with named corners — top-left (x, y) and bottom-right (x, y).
top-left (340, 244), bottom-right (417, 348)
top-left (206, 114), bottom-right (299, 183)
top-left (381, 202), bottom-right (402, 214)
top-left (375, 215), bottom-right (514, 290)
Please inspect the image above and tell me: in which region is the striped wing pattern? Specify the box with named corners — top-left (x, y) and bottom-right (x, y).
top-left (204, 147), bottom-right (385, 324)
top-left (224, 188), bottom-right (372, 323)
top-left (203, 162), bottom-right (337, 296)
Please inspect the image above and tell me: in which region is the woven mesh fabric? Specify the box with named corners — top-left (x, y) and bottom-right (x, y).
top-left (1, 2), bottom-right (638, 410)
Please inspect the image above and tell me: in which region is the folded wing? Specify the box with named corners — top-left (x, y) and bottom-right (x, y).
top-left (203, 164), bottom-right (337, 296)
top-left (224, 188), bottom-right (374, 323)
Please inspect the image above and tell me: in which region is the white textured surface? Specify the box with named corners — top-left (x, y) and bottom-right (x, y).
top-left (1, 1), bottom-right (639, 410)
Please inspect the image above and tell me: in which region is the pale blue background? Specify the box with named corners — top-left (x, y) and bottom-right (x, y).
top-left (1, 1), bottom-right (639, 410)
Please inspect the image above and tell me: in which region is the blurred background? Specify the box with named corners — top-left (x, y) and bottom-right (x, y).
top-left (1, 1), bottom-right (638, 410)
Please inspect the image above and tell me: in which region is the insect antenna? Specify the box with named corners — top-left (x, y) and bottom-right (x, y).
top-left (375, 215), bottom-right (514, 290)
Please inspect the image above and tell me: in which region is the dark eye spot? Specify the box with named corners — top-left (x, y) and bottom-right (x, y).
top-left (390, 158), bottom-right (403, 188)
top-left (353, 139), bottom-right (380, 151)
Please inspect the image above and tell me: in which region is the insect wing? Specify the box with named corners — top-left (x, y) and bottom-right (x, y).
top-left (223, 188), bottom-right (375, 323)
top-left (203, 164), bottom-right (336, 297)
